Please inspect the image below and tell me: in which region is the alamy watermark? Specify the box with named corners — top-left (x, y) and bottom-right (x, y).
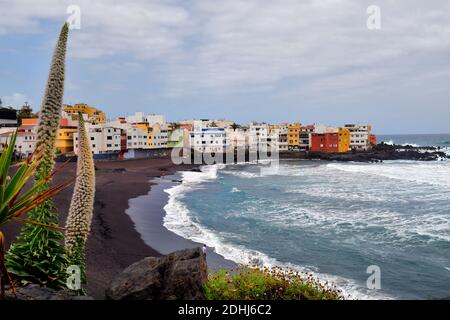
top-left (66, 265), bottom-right (81, 290)
top-left (66, 5), bottom-right (81, 30)
top-left (367, 5), bottom-right (381, 30)
top-left (366, 265), bottom-right (381, 290)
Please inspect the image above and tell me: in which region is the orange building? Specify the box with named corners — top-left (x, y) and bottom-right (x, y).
top-left (288, 123), bottom-right (301, 150)
top-left (338, 128), bottom-right (350, 153)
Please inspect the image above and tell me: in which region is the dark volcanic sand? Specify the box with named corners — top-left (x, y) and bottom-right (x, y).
top-left (4, 157), bottom-right (198, 299)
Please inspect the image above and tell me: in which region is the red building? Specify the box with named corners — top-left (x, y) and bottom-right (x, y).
top-left (369, 134), bottom-right (377, 146)
top-left (310, 132), bottom-right (339, 152)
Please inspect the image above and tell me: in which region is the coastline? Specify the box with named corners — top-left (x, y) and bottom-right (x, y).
top-left (126, 173), bottom-right (237, 271)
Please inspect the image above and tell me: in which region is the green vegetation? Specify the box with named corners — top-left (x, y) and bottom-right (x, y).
top-left (6, 23), bottom-right (70, 289)
top-left (64, 114), bottom-right (96, 293)
top-left (17, 103), bottom-right (38, 124)
top-left (204, 266), bottom-right (343, 300)
top-left (0, 131), bottom-right (72, 296)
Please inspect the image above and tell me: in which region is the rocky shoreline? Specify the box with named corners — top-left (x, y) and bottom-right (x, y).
top-left (280, 143), bottom-right (449, 162)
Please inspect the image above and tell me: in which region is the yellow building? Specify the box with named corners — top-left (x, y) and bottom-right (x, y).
top-left (64, 103), bottom-right (106, 124)
top-left (133, 122), bottom-right (151, 148)
top-left (148, 123), bottom-right (161, 148)
top-left (56, 127), bottom-right (77, 155)
top-left (338, 128), bottom-right (350, 153)
top-left (288, 123), bottom-right (301, 150)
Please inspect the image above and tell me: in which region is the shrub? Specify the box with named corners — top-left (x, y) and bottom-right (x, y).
top-left (204, 266), bottom-right (343, 300)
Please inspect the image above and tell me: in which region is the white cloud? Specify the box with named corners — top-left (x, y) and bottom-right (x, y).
top-left (1, 0), bottom-right (450, 99)
top-left (1, 93), bottom-right (29, 107)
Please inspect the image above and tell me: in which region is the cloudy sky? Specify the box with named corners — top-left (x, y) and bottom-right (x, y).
top-left (1, 0), bottom-right (450, 134)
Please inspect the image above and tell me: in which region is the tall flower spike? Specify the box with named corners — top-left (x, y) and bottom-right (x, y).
top-left (6, 23), bottom-right (70, 288)
top-left (35, 22), bottom-right (69, 179)
top-left (65, 113), bottom-right (96, 289)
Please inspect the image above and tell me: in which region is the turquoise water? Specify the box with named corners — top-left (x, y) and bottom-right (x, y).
top-left (163, 134), bottom-right (450, 299)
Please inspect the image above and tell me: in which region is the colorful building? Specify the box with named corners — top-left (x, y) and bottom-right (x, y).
top-left (288, 123), bottom-right (301, 151)
top-left (338, 128), bottom-right (350, 153)
top-left (310, 132), bottom-right (339, 152)
top-left (64, 103), bottom-right (106, 124)
top-left (299, 125), bottom-right (314, 151)
top-left (369, 134), bottom-right (377, 146)
top-left (344, 124), bottom-right (372, 151)
top-left (55, 117), bottom-right (78, 155)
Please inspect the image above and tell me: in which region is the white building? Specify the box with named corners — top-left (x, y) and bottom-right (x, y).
top-left (314, 124), bottom-right (339, 134)
top-left (146, 114), bottom-right (165, 126)
top-left (344, 124), bottom-right (372, 151)
top-left (270, 125), bottom-right (288, 152)
top-left (126, 112), bottom-right (165, 126)
top-left (14, 122), bottom-right (37, 157)
top-left (149, 123), bottom-right (169, 149)
top-left (0, 127), bottom-right (17, 148)
top-left (74, 123), bottom-right (122, 155)
top-left (226, 128), bottom-right (248, 150)
top-left (190, 127), bottom-right (228, 153)
top-left (126, 125), bottom-right (148, 149)
top-left (248, 122), bottom-right (278, 151)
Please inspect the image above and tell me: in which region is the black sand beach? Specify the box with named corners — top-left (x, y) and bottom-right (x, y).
top-left (126, 174), bottom-right (236, 271)
top-left (3, 157), bottom-right (233, 299)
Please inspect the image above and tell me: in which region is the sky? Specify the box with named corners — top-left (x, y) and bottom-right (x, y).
top-left (1, 0), bottom-right (450, 134)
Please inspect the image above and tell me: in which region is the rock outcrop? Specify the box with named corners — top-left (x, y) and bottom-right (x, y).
top-left (106, 248), bottom-right (208, 300)
top-left (4, 284), bottom-right (93, 300)
top-left (280, 143), bottom-right (449, 162)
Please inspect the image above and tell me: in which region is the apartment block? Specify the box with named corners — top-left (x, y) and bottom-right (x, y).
top-left (64, 103), bottom-right (106, 124)
top-left (74, 123), bottom-right (123, 155)
top-left (310, 132), bottom-right (339, 152)
top-left (344, 124), bottom-right (372, 151)
top-left (288, 123), bottom-right (301, 151)
top-left (190, 127), bottom-right (228, 153)
top-left (338, 128), bottom-right (351, 153)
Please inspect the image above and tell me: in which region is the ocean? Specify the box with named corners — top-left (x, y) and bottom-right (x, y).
top-left (162, 134), bottom-right (450, 300)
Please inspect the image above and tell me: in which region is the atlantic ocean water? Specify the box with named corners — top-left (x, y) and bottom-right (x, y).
top-left (163, 134), bottom-right (450, 299)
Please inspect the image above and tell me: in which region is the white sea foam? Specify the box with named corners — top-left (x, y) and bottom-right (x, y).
top-left (231, 187), bottom-right (241, 193)
top-left (326, 162), bottom-right (450, 187)
top-left (162, 164), bottom-right (394, 300)
top-left (382, 140), bottom-right (420, 147)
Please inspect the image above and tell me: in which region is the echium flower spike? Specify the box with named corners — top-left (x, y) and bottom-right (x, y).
top-left (65, 113), bottom-right (96, 287)
top-left (35, 22), bottom-right (69, 179)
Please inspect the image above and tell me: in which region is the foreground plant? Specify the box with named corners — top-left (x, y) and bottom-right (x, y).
top-left (6, 23), bottom-right (70, 288)
top-left (0, 132), bottom-right (72, 296)
top-left (64, 114), bottom-right (95, 293)
top-left (204, 266), bottom-right (343, 300)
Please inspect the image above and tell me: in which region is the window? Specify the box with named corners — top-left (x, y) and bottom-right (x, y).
top-left (107, 136), bottom-right (112, 140)
top-left (91, 137), bottom-right (94, 141)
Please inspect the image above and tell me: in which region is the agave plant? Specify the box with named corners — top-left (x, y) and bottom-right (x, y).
top-left (0, 131), bottom-right (72, 297)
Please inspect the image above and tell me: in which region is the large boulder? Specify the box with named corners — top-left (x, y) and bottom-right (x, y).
top-left (106, 248), bottom-right (208, 300)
